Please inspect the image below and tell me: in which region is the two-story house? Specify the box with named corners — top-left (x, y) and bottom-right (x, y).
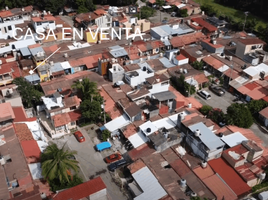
top-left (124, 62), bottom-right (154, 87)
top-left (182, 121), bottom-right (225, 161)
top-left (0, 63), bottom-right (14, 86)
top-left (0, 6), bottom-right (33, 22)
top-left (31, 15), bottom-right (56, 32)
top-left (235, 38), bottom-right (267, 65)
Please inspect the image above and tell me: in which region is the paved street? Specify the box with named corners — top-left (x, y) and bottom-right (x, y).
top-left (194, 87), bottom-right (234, 113)
top-left (194, 87), bottom-right (268, 146)
top-left (54, 125), bottom-right (129, 200)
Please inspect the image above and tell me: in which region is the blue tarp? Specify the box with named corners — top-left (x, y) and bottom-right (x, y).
top-left (96, 142), bottom-right (112, 151)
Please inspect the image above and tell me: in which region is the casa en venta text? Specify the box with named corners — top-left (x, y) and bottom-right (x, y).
top-left (12, 27), bottom-right (145, 41)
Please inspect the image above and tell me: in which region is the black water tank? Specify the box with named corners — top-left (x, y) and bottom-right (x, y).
top-left (146, 128), bottom-right (151, 133)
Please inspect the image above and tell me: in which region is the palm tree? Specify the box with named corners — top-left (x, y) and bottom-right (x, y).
top-left (72, 78), bottom-right (98, 101)
top-left (40, 143), bottom-right (79, 184)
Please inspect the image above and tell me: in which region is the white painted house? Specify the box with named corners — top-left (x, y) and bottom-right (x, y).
top-left (0, 19), bottom-right (24, 39)
top-left (125, 62), bottom-right (154, 87)
top-left (31, 15), bottom-right (56, 32)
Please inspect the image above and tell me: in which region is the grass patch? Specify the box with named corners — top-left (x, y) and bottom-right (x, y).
top-left (193, 0), bottom-right (267, 28)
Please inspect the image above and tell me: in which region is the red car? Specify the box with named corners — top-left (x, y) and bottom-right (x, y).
top-left (104, 153), bottom-right (122, 163)
top-left (74, 131), bottom-right (85, 143)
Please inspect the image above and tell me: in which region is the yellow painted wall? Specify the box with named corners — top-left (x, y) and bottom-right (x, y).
top-left (84, 31), bottom-right (108, 43)
top-left (38, 71), bottom-right (49, 82)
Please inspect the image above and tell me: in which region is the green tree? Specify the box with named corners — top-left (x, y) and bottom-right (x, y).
top-left (80, 100), bottom-right (102, 122)
top-left (208, 108), bottom-right (225, 124)
top-left (226, 103), bottom-right (254, 128)
top-left (201, 4), bottom-right (218, 16)
top-left (72, 78), bottom-right (98, 101)
top-left (179, 9), bottom-right (188, 17)
top-left (41, 143), bottom-right (79, 184)
top-left (139, 6), bottom-right (156, 19)
top-left (192, 61), bottom-right (204, 70)
top-left (48, 174), bottom-right (83, 192)
top-left (13, 77), bottom-right (43, 108)
top-left (200, 105), bottom-right (213, 115)
top-left (248, 100), bottom-right (268, 115)
top-left (102, 129), bottom-right (110, 141)
top-left (76, 0), bottom-right (96, 13)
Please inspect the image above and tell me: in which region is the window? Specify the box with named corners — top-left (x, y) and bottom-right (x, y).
top-left (8, 26), bottom-right (12, 31)
top-left (70, 106), bottom-right (76, 110)
top-left (40, 70), bottom-right (47, 75)
top-left (36, 22), bottom-right (42, 26)
top-left (49, 21), bottom-right (54, 24)
top-left (71, 121), bottom-right (76, 126)
top-left (161, 81), bottom-right (169, 86)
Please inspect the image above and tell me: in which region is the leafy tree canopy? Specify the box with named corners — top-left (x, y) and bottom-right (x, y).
top-left (200, 105), bottom-right (213, 116)
top-left (80, 99), bottom-right (102, 122)
top-left (226, 103), bottom-right (254, 128)
top-left (13, 77), bottom-right (43, 108)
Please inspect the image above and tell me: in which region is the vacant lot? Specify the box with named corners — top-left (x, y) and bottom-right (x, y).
top-left (193, 0), bottom-right (267, 28)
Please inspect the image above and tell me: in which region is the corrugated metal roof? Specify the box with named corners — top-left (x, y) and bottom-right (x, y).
top-left (24, 74), bottom-right (40, 82)
top-left (189, 122), bottom-right (225, 150)
top-left (128, 130), bottom-right (149, 148)
top-left (139, 121), bottom-right (158, 136)
top-left (159, 57), bottom-right (176, 68)
top-left (133, 166), bottom-right (167, 200)
top-left (20, 47), bottom-right (31, 57)
top-left (104, 114), bottom-right (130, 132)
top-left (29, 46), bottom-right (44, 56)
top-left (50, 62), bottom-right (64, 73)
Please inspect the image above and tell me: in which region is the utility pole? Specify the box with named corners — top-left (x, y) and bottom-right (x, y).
top-left (188, 76), bottom-right (193, 97)
top-left (228, 61), bottom-right (233, 87)
top-left (243, 11), bottom-right (249, 31)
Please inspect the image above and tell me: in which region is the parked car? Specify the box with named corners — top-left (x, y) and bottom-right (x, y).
top-left (108, 159), bottom-right (127, 171)
top-left (74, 131), bottom-right (85, 143)
top-left (198, 90), bottom-right (211, 100)
top-left (209, 85), bottom-right (225, 96)
top-left (95, 141), bottom-right (112, 151)
top-left (104, 153), bottom-right (122, 163)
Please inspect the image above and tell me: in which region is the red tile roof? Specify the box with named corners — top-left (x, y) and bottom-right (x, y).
top-left (238, 38), bottom-right (266, 45)
top-left (202, 39), bottom-right (224, 49)
top-left (202, 56), bottom-right (224, 70)
top-left (52, 113), bottom-right (71, 127)
top-left (53, 177), bottom-right (106, 200)
top-left (0, 62), bottom-right (13, 75)
top-left (28, 43), bottom-right (41, 49)
top-left (208, 158), bottom-right (251, 196)
top-left (259, 107), bottom-right (268, 119)
top-left (128, 143), bottom-right (156, 161)
top-left (176, 54), bottom-right (187, 60)
top-left (94, 9), bottom-right (106, 16)
top-left (0, 102), bottom-right (15, 122)
top-left (0, 10), bottom-right (13, 18)
top-left (193, 165), bottom-right (214, 180)
top-left (202, 174), bottom-right (237, 200)
top-left (236, 163), bottom-right (260, 182)
top-left (192, 18), bottom-right (217, 33)
top-left (170, 32), bottom-right (207, 48)
top-left (68, 110), bottom-right (82, 122)
top-left (226, 126), bottom-right (268, 157)
top-left (244, 81), bottom-right (261, 91)
top-left (32, 15), bottom-right (56, 22)
top-left (20, 140), bottom-right (41, 162)
top-left (14, 123), bottom-right (34, 141)
top-left (13, 106), bottom-right (36, 122)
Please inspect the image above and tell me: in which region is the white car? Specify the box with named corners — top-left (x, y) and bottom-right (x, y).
top-left (198, 90), bottom-right (211, 100)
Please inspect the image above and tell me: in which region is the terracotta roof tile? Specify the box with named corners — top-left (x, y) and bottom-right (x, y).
top-left (53, 177), bottom-right (106, 200)
top-left (0, 102), bottom-right (15, 122)
top-left (202, 56), bottom-right (224, 70)
top-left (192, 18), bottom-right (217, 32)
top-left (52, 113), bottom-right (71, 127)
top-left (68, 110), bottom-right (82, 122)
top-left (208, 158), bottom-right (251, 196)
top-left (20, 140), bottom-right (41, 163)
top-left (14, 123), bottom-right (34, 141)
